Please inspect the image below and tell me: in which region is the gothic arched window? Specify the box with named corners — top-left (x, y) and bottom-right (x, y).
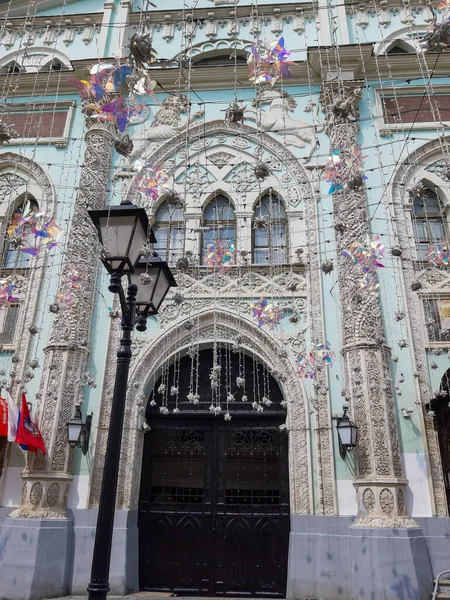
top-left (3, 195), bottom-right (39, 269)
top-left (253, 192), bottom-right (287, 265)
top-left (412, 187), bottom-right (447, 259)
top-left (201, 195), bottom-right (236, 264)
top-left (153, 201), bottom-right (185, 265)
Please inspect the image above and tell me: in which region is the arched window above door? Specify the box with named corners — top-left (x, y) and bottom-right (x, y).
top-left (3, 194), bottom-right (39, 269)
top-left (411, 186), bottom-right (447, 259)
top-left (201, 195), bottom-right (236, 264)
top-left (153, 201), bottom-right (185, 265)
top-left (253, 192), bottom-right (287, 265)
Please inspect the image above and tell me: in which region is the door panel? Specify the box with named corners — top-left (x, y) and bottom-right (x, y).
top-left (139, 419), bottom-right (289, 597)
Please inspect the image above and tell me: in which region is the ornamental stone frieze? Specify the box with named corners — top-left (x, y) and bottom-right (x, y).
top-left (320, 83), bottom-right (414, 527)
top-left (9, 121), bottom-right (115, 519)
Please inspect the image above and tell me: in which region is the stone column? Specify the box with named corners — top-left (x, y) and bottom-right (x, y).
top-left (11, 120), bottom-right (115, 517)
top-left (320, 84), bottom-right (415, 526)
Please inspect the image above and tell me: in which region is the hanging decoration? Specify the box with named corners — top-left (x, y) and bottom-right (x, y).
top-left (0, 122), bottom-right (19, 146)
top-left (297, 342), bottom-right (336, 380)
top-left (342, 235), bottom-right (384, 292)
top-left (55, 266), bottom-right (87, 311)
top-left (247, 37), bottom-right (295, 85)
top-left (420, 18), bottom-right (450, 52)
top-left (426, 242), bottom-right (450, 266)
top-left (7, 203), bottom-right (63, 257)
top-left (114, 134), bottom-right (134, 157)
top-left (224, 102), bottom-right (246, 124)
top-left (323, 147), bottom-right (368, 194)
top-left (128, 32), bottom-right (157, 69)
top-left (249, 297), bottom-right (283, 329)
top-left (0, 280), bottom-right (19, 309)
top-left (135, 164), bottom-right (169, 200)
top-left (205, 240), bottom-right (235, 270)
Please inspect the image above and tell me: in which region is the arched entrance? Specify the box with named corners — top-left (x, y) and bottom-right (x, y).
top-left (138, 348), bottom-right (290, 597)
top-left (431, 368), bottom-right (450, 513)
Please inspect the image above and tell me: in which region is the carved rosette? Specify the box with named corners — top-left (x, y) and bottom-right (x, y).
top-left (14, 121), bottom-right (116, 517)
top-left (320, 85), bottom-right (413, 526)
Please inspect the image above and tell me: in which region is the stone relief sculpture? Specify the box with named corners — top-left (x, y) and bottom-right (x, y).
top-left (245, 87), bottom-right (324, 161)
top-left (130, 92), bottom-right (204, 162)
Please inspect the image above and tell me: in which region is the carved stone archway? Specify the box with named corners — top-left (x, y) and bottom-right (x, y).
top-left (390, 136), bottom-right (450, 516)
top-left (90, 119), bottom-right (336, 515)
top-left (89, 308), bottom-right (312, 515)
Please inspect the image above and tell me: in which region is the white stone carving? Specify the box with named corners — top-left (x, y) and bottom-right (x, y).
top-left (130, 92), bottom-right (204, 162)
top-left (245, 88), bottom-right (324, 161)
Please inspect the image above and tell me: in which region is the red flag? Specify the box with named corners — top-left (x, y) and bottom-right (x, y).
top-left (15, 393), bottom-right (46, 455)
top-left (0, 397), bottom-right (7, 437)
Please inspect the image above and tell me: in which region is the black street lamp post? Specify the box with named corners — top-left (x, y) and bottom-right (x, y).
top-left (85, 200), bottom-right (176, 600)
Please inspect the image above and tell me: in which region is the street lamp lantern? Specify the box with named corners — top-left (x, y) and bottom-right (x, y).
top-left (88, 200), bottom-right (155, 275)
top-left (336, 403), bottom-right (358, 459)
top-left (86, 200), bottom-right (176, 600)
top-left (128, 255), bottom-right (177, 322)
top-left (66, 403), bottom-right (92, 455)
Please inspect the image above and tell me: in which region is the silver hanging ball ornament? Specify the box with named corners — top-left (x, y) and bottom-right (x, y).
top-left (321, 260), bottom-right (334, 274)
top-left (28, 359), bottom-right (39, 370)
top-left (49, 302), bottom-right (60, 314)
top-left (391, 247), bottom-right (403, 257)
top-left (411, 281), bottom-right (422, 291)
top-left (28, 325), bottom-right (39, 335)
top-left (139, 244), bottom-right (153, 257)
top-left (334, 221), bottom-right (346, 234)
top-left (225, 102), bottom-right (246, 124)
top-left (254, 161), bottom-right (271, 181)
top-left (140, 272), bottom-right (153, 285)
top-left (172, 292), bottom-right (184, 305)
top-left (114, 134), bottom-right (134, 157)
top-left (176, 256), bottom-right (190, 271)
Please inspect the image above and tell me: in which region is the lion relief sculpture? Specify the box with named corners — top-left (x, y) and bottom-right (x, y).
top-left (130, 92), bottom-right (204, 162)
top-left (245, 87), bottom-right (324, 161)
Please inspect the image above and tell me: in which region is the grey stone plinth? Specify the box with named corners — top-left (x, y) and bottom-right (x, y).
top-left (0, 516), bottom-right (71, 600)
top-left (69, 509), bottom-right (138, 596)
top-left (287, 515), bottom-right (434, 600)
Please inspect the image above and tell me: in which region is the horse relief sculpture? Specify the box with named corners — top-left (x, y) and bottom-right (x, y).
top-left (130, 92), bottom-right (204, 162)
top-left (245, 87), bottom-right (324, 161)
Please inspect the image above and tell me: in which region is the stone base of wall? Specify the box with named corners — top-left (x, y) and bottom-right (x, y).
top-left (288, 515), bottom-right (437, 600)
top-left (1, 510), bottom-right (449, 600)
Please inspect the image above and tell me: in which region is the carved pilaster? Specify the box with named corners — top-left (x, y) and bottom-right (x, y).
top-left (10, 121), bottom-right (115, 518)
top-left (320, 85), bottom-right (415, 527)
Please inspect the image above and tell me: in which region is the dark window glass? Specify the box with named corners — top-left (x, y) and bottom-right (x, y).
top-left (412, 188), bottom-right (447, 259)
top-left (253, 193), bottom-right (287, 265)
top-left (153, 202), bottom-right (185, 265)
top-left (201, 195), bottom-right (235, 264)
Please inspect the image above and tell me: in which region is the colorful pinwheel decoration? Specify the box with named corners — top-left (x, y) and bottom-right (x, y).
top-left (437, 0), bottom-right (450, 10)
top-left (7, 202), bottom-right (63, 257)
top-left (205, 240), bottom-right (235, 270)
top-left (297, 341), bottom-right (336, 380)
top-left (314, 341), bottom-right (336, 365)
top-left (0, 280), bottom-right (19, 309)
top-left (426, 242), bottom-right (450, 266)
top-left (249, 297), bottom-right (283, 329)
top-left (323, 147), bottom-right (367, 194)
top-left (99, 97), bottom-right (146, 133)
top-left (342, 234), bottom-right (384, 293)
top-left (135, 165), bottom-right (169, 200)
top-left (248, 37), bottom-right (295, 85)
top-left (297, 353), bottom-right (318, 379)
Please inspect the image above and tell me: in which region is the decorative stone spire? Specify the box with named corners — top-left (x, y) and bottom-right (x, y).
top-left (10, 121), bottom-right (115, 518)
top-left (320, 84), bottom-right (416, 527)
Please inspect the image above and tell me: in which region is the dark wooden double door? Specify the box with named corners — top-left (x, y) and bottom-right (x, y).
top-left (138, 417), bottom-right (290, 597)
